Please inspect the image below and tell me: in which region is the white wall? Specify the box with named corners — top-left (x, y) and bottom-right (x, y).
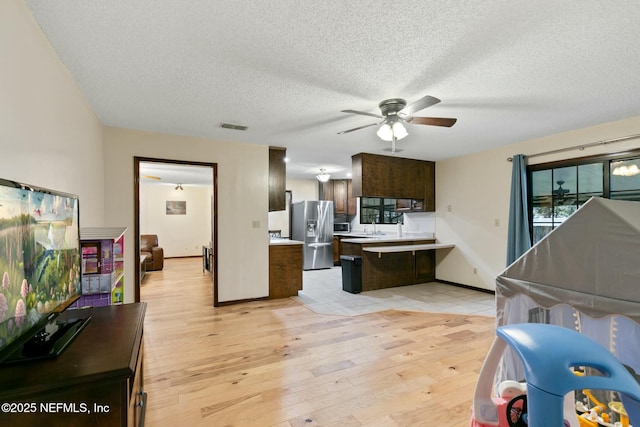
top-left (268, 178), bottom-right (319, 238)
top-left (103, 127), bottom-right (269, 303)
top-left (0, 0), bottom-right (104, 226)
top-left (140, 183), bottom-right (212, 257)
top-left (287, 178), bottom-right (319, 202)
top-left (436, 115), bottom-right (640, 290)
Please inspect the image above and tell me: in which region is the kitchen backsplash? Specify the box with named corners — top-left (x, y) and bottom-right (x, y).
top-left (403, 211), bottom-right (436, 234)
top-left (349, 211), bottom-right (436, 237)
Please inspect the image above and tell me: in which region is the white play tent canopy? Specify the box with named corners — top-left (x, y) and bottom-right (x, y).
top-left (496, 197), bottom-right (640, 380)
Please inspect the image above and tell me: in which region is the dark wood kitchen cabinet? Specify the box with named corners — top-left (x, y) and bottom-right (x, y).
top-left (332, 234), bottom-right (354, 266)
top-left (269, 146), bottom-right (287, 211)
top-left (341, 239), bottom-right (437, 290)
top-left (333, 179), bottom-right (348, 214)
top-left (0, 303), bottom-right (146, 427)
top-left (415, 250), bottom-right (436, 282)
top-left (319, 179), bottom-right (334, 202)
top-left (333, 236), bottom-right (340, 265)
top-left (269, 242), bottom-right (303, 298)
top-left (319, 179), bottom-right (357, 217)
top-left (351, 153), bottom-right (435, 211)
top-left (347, 180), bottom-right (357, 215)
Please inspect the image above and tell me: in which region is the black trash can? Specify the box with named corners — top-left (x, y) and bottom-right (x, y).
top-left (340, 255), bottom-right (362, 294)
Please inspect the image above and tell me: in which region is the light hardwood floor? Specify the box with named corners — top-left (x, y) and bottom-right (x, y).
top-left (141, 258), bottom-right (496, 427)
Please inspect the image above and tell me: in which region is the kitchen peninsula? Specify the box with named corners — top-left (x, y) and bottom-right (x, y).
top-left (341, 236), bottom-right (454, 291)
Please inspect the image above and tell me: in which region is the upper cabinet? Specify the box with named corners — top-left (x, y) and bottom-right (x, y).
top-left (351, 153), bottom-right (435, 211)
top-left (319, 179), bottom-right (357, 218)
top-left (269, 147), bottom-right (287, 211)
top-left (333, 179), bottom-right (348, 214)
top-left (319, 178), bottom-right (334, 202)
top-left (347, 180), bottom-right (357, 215)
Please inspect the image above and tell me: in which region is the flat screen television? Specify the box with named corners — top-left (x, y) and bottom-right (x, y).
top-left (0, 178), bottom-right (88, 364)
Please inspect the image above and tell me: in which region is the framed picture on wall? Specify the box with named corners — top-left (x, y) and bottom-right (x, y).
top-left (166, 200), bottom-right (186, 215)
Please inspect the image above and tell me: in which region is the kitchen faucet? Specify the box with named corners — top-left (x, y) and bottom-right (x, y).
top-left (372, 221), bottom-right (376, 235)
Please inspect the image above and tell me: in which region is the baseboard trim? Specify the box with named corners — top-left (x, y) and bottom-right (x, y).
top-left (164, 255), bottom-right (202, 259)
top-left (435, 279), bottom-right (495, 295)
top-left (217, 296), bottom-right (270, 306)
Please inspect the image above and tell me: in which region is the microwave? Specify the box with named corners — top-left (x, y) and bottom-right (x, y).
top-left (334, 222), bottom-right (350, 233)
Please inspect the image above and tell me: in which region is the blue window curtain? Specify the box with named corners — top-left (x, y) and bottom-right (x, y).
top-left (506, 154), bottom-right (532, 265)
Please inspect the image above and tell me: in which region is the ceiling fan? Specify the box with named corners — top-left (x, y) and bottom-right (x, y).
top-left (337, 95), bottom-right (457, 152)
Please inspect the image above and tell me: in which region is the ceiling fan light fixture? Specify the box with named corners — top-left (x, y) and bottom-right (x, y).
top-left (392, 121), bottom-right (408, 140)
top-left (175, 183), bottom-right (183, 190)
top-left (316, 168), bottom-right (331, 183)
top-left (376, 121), bottom-right (408, 141)
top-left (376, 123), bottom-right (393, 141)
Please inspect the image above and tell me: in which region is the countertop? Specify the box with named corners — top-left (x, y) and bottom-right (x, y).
top-left (362, 243), bottom-right (455, 253)
top-left (269, 238), bottom-right (304, 245)
top-left (339, 234), bottom-right (436, 244)
top-left (334, 232), bottom-right (367, 237)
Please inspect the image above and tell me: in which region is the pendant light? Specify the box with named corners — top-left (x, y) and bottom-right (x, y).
top-left (316, 169), bottom-right (331, 183)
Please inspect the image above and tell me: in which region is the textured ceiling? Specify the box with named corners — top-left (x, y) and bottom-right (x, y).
top-left (26, 1), bottom-right (640, 180)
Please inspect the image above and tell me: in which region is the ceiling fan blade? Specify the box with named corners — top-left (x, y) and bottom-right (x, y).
top-left (341, 109), bottom-right (384, 119)
top-left (337, 122), bottom-right (380, 134)
top-left (409, 117), bottom-right (457, 127)
top-left (142, 175), bottom-right (162, 180)
top-left (400, 95), bottom-right (441, 116)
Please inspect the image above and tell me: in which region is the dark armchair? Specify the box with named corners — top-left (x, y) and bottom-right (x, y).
top-left (140, 234), bottom-right (164, 271)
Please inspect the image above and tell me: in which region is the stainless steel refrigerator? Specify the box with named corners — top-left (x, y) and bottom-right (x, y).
top-left (292, 200), bottom-right (334, 270)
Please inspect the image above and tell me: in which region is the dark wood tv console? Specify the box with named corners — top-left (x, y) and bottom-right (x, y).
top-left (0, 303), bottom-right (146, 427)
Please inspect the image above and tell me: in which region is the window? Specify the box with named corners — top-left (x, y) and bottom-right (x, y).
top-left (530, 163), bottom-right (603, 243)
top-left (610, 158), bottom-right (640, 201)
top-left (528, 150), bottom-right (640, 243)
top-left (360, 197), bottom-right (403, 224)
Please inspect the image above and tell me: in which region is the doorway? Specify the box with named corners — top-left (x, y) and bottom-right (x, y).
top-left (134, 157), bottom-right (219, 305)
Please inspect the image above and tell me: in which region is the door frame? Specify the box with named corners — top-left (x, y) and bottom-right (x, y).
top-left (134, 156), bottom-right (219, 305)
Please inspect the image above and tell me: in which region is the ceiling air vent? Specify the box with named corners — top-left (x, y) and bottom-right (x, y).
top-left (220, 123), bottom-right (248, 131)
